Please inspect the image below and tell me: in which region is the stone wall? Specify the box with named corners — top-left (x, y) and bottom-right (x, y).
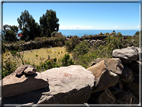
top-left (4, 38), bottom-right (66, 51)
top-left (1, 46), bottom-right (140, 105)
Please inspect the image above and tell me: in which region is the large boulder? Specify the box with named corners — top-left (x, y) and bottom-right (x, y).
top-left (112, 46), bottom-right (139, 64)
top-left (91, 58), bottom-right (124, 74)
top-left (2, 68), bottom-right (48, 98)
top-left (87, 60), bottom-right (119, 93)
top-left (38, 65), bottom-right (94, 104)
top-left (3, 65), bottom-right (94, 104)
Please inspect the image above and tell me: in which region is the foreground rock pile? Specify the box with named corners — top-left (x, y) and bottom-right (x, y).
top-left (2, 46), bottom-right (141, 105)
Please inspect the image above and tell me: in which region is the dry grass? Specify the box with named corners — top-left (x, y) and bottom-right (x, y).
top-left (3, 46), bottom-right (72, 66)
top-left (18, 46), bottom-right (72, 65)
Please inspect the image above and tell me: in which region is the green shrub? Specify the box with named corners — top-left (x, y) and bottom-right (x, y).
top-left (61, 54), bottom-right (74, 66)
top-left (10, 50), bottom-right (17, 56)
top-left (40, 58), bottom-right (60, 70)
top-left (73, 41), bottom-right (89, 58)
top-left (65, 36), bottom-right (80, 52)
top-left (2, 44), bottom-right (6, 53)
top-left (117, 32), bottom-right (123, 37)
top-left (3, 57), bottom-right (17, 78)
top-left (134, 31), bottom-right (139, 36)
top-left (51, 31), bottom-right (58, 37)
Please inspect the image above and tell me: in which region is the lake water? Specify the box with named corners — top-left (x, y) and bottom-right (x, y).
top-left (58, 30), bottom-right (139, 37)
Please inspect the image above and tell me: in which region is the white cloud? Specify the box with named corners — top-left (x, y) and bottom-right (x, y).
top-left (113, 26), bottom-right (119, 29)
top-left (59, 25), bottom-right (94, 29)
top-left (137, 25), bottom-right (140, 28)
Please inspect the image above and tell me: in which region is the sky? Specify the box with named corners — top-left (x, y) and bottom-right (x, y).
top-left (1, 1), bottom-right (140, 30)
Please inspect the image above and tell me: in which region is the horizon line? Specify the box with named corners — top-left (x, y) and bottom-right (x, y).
top-left (59, 29), bottom-right (140, 30)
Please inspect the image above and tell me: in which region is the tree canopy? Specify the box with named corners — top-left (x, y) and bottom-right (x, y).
top-left (3, 9), bottom-right (60, 42)
top-left (17, 10), bottom-right (41, 41)
top-left (40, 9), bottom-right (59, 37)
top-left (2, 24), bottom-right (18, 42)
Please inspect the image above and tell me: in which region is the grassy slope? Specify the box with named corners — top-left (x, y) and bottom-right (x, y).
top-left (22, 46), bottom-right (72, 65)
top-left (3, 46), bottom-right (72, 67)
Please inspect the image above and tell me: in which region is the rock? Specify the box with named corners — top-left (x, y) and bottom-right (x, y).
top-left (126, 82), bottom-right (139, 99)
top-left (24, 65), bottom-right (36, 75)
top-left (109, 86), bottom-right (138, 104)
top-left (113, 89), bottom-right (138, 104)
top-left (3, 65), bottom-right (94, 104)
top-left (128, 60), bottom-right (141, 72)
top-left (136, 47), bottom-right (142, 55)
top-left (87, 60), bottom-right (119, 93)
top-left (24, 68), bottom-right (36, 75)
top-left (96, 40), bottom-right (106, 45)
top-left (89, 40), bottom-right (96, 45)
top-left (38, 65), bottom-right (94, 104)
top-left (112, 46), bottom-right (139, 64)
top-left (2, 72), bottom-right (48, 98)
top-left (2, 87), bottom-right (50, 104)
top-left (109, 86), bottom-right (122, 95)
top-left (126, 74), bottom-right (139, 100)
top-left (118, 80), bottom-right (123, 90)
top-left (120, 66), bottom-right (134, 83)
top-left (15, 65), bottom-right (36, 76)
top-left (15, 65), bottom-right (28, 76)
top-left (87, 91), bottom-right (103, 104)
top-left (91, 58), bottom-right (124, 75)
top-left (98, 88), bottom-right (116, 104)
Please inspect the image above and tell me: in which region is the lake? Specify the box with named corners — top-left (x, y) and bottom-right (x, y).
top-left (58, 30), bottom-right (139, 37)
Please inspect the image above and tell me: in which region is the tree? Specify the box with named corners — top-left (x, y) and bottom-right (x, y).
top-left (2, 24), bottom-right (18, 42)
top-left (17, 10), bottom-right (40, 41)
top-left (40, 9), bottom-right (59, 37)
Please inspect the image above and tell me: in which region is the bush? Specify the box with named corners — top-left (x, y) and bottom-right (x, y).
top-left (61, 54), bottom-right (74, 66)
top-left (65, 36), bottom-right (80, 52)
top-left (117, 32), bottom-right (123, 37)
top-left (41, 58), bottom-right (60, 70)
top-left (10, 50), bottom-right (17, 56)
top-left (51, 31), bottom-right (58, 37)
top-left (134, 31), bottom-right (139, 36)
top-left (73, 41), bottom-right (89, 58)
top-left (2, 43), bottom-right (6, 53)
top-left (2, 52), bottom-right (17, 78)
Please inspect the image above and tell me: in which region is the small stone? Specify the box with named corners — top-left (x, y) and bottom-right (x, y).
top-left (24, 68), bottom-right (36, 75)
top-left (15, 65), bottom-right (28, 76)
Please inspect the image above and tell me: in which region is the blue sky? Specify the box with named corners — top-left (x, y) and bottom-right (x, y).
top-left (2, 2), bottom-right (140, 30)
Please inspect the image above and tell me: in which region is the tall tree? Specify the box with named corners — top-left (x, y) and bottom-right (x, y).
top-left (40, 9), bottom-right (59, 37)
top-left (2, 24), bottom-right (18, 42)
top-left (17, 10), bottom-right (40, 41)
